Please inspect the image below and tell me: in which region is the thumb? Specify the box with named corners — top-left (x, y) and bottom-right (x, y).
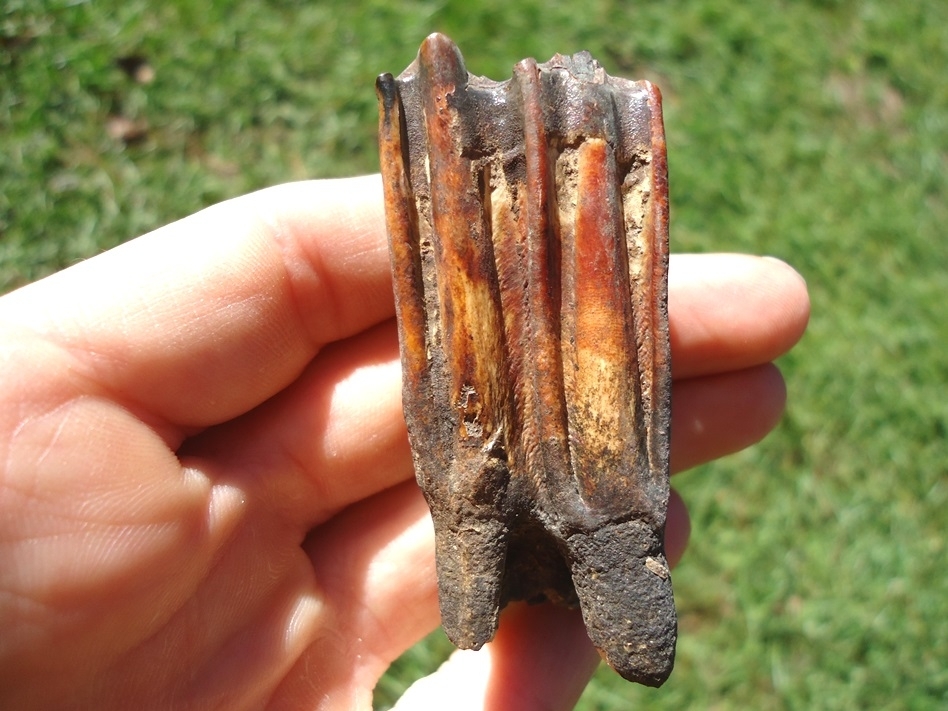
top-left (393, 603), bottom-right (601, 711)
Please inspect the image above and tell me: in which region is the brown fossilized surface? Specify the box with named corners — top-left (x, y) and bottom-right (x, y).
top-left (376, 33), bottom-right (674, 687)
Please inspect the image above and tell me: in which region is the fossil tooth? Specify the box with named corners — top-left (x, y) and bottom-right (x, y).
top-left (377, 33), bottom-right (674, 686)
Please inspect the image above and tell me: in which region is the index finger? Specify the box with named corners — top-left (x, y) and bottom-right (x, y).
top-left (669, 253), bottom-right (810, 379)
top-left (0, 176), bottom-right (392, 430)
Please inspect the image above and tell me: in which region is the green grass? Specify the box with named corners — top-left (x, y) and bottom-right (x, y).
top-left (3, 1), bottom-right (946, 709)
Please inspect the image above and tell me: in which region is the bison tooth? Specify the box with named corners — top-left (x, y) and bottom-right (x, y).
top-left (377, 32), bottom-right (674, 686)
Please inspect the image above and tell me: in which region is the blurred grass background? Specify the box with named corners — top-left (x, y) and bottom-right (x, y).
top-left (2, 1), bottom-right (945, 708)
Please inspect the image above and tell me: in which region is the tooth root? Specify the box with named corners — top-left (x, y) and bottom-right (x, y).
top-left (432, 509), bottom-right (508, 650)
top-left (567, 522), bottom-right (676, 687)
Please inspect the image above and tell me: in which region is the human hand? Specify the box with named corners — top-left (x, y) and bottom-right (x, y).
top-left (0, 176), bottom-right (809, 710)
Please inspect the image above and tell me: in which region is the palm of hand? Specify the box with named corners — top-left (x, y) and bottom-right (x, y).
top-left (0, 177), bottom-right (808, 710)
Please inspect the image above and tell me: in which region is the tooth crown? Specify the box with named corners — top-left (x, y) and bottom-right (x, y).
top-left (377, 33), bottom-right (674, 687)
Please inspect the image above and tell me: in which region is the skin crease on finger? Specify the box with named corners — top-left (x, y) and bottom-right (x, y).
top-left (0, 178), bottom-right (809, 709)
